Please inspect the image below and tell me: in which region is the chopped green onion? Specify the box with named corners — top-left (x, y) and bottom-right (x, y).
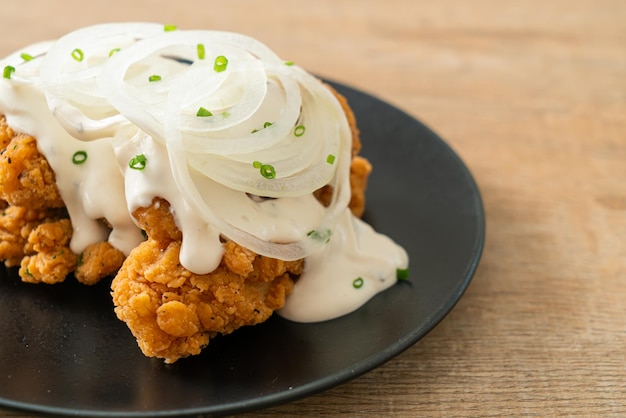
top-left (20, 53), bottom-right (34, 62)
top-left (71, 48), bottom-right (84, 62)
top-left (326, 154), bottom-right (336, 165)
top-left (397, 268), bottom-right (410, 280)
top-left (307, 229), bottom-right (332, 243)
top-left (2, 65), bottom-right (15, 79)
top-left (197, 43), bottom-right (206, 60)
top-left (129, 154), bottom-right (147, 170)
top-left (77, 252), bottom-right (84, 267)
top-left (294, 125), bottom-right (306, 137)
top-left (252, 161), bottom-right (262, 169)
top-left (109, 48), bottom-right (121, 57)
top-left (148, 74), bottom-right (162, 82)
top-left (214, 55), bottom-right (228, 72)
top-left (260, 164), bottom-right (276, 179)
top-left (164, 24), bottom-right (178, 32)
top-left (253, 122), bottom-right (273, 133)
top-left (353, 277), bottom-right (364, 289)
top-left (222, 111), bottom-right (231, 118)
top-left (284, 61), bottom-right (295, 66)
top-left (196, 107), bottom-right (213, 117)
top-left (72, 150), bottom-right (88, 165)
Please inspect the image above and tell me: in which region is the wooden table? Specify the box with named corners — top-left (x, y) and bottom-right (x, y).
top-left (1, 0), bottom-right (624, 416)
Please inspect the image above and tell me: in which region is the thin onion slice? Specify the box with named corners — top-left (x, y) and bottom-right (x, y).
top-left (40, 22), bottom-right (164, 140)
top-left (0, 41), bottom-right (53, 86)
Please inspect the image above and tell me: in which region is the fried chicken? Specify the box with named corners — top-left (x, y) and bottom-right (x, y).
top-left (109, 87), bottom-right (372, 362)
top-left (111, 198), bottom-right (301, 363)
top-left (0, 86), bottom-right (372, 362)
top-left (0, 118), bottom-right (63, 209)
top-left (0, 115), bottom-right (125, 285)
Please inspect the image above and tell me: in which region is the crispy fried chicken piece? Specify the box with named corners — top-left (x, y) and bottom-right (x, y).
top-left (111, 198), bottom-right (300, 363)
top-left (20, 219), bottom-right (78, 284)
top-left (75, 242), bottom-right (126, 285)
top-left (0, 114), bottom-right (125, 284)
top-left (0, 126), bottom-right (63, 209)
top-left (110, 87), bottom-right (371, 362)
top-left (0, 205), bottom-right (65, 267)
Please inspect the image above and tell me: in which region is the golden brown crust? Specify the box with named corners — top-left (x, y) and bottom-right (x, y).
top-left (111, 198), bottom-right (299, 363)
top-left (0, 116), bottom-right (15, 150)
top-left (19, 218), bottom-right (78, 284)
top-left (0, 128), bottom-right (64, 209)
top-left (0, 114), bottom-right (124, 284)
top-left (0, 205), bottom-right (64, 267)
top-left (75, 242), bottom-right (126, 285)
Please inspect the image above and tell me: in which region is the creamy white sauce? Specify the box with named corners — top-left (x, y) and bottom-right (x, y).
top-left (0, 75), bottom-right (143, 256)
top-left (279, 209), bottom-right (408, 322)
top-left (0, 26), bottom-right (409, 322)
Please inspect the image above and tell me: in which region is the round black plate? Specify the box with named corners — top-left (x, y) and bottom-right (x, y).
top-left (0, 82), bottom-right (484, 417)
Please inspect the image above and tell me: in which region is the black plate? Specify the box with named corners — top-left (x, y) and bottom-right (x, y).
top-left (0, 82), bottom-right (484, 417)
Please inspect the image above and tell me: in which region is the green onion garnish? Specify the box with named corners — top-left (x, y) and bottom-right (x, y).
top-left (109, 48), bottom-right (121, 57)
top-left (72, 150), bottom-right (88, 165)
top-left (353, 277), bottom-right (364, 289)
top-left (260, 164), bottom-right (276, 179)
top-left (284, 61), bottom-right (295, 66)
top-left (20, 53), bottom-right (34, 62)
top-left (294, 125), bottom-right (306, 137)
top-left (307, 229), bottom-right (332, 243)
top-left (252, 122), bottom-right (273, 133)
top-left (197, 43), bottom-right (205, 60)
top-left (129, 154), bottom-right (147, 170)
top-left (164, 24), bottom-right (178, 32)
top-left (252, 161), bottom-right (276, 179)
top-left (326, 154), bottom-right (336, 165)
top-left (3, 65), bottom-right (15, 79)
top-left (148, 74), bottom-right (162, 82)
top-left (214, 55), bottom-right (228, 72)
top-left (196, 107), bottom-right (213, 117)
top-left (71, 48), bottom-right (84, 62)
top-left (397, 268), bottom-right (410, 280)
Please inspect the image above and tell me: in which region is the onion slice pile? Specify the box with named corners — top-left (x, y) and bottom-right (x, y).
top-left (5, 23), bottom-right (355, 262)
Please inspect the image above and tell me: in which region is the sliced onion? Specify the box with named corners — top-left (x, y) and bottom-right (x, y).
top-left (0, 41), bottom-right (54, 86)
top-left (40, 22), bottom-right (164, 140)
top-left (18, 24), bottom-right (356, 262)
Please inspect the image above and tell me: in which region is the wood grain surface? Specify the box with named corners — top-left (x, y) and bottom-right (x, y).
top-left (0, 0), bottom-right (624, 416)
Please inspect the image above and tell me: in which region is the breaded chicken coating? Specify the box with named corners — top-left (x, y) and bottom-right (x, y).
top-left (0, 205), bottom-right (65, 267)
top-left (0, 115), bottom-right (125, 285)
top-left (0, 116), bottom-right (14, 150)
top-left (0, 120), bottom-right (63, 209)
top-left (111, 198), bottom-right (300, 363)
top-left (19, 219), bottom-right (78, 284)
top-left (75, 242), bottom-right (127, 285)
